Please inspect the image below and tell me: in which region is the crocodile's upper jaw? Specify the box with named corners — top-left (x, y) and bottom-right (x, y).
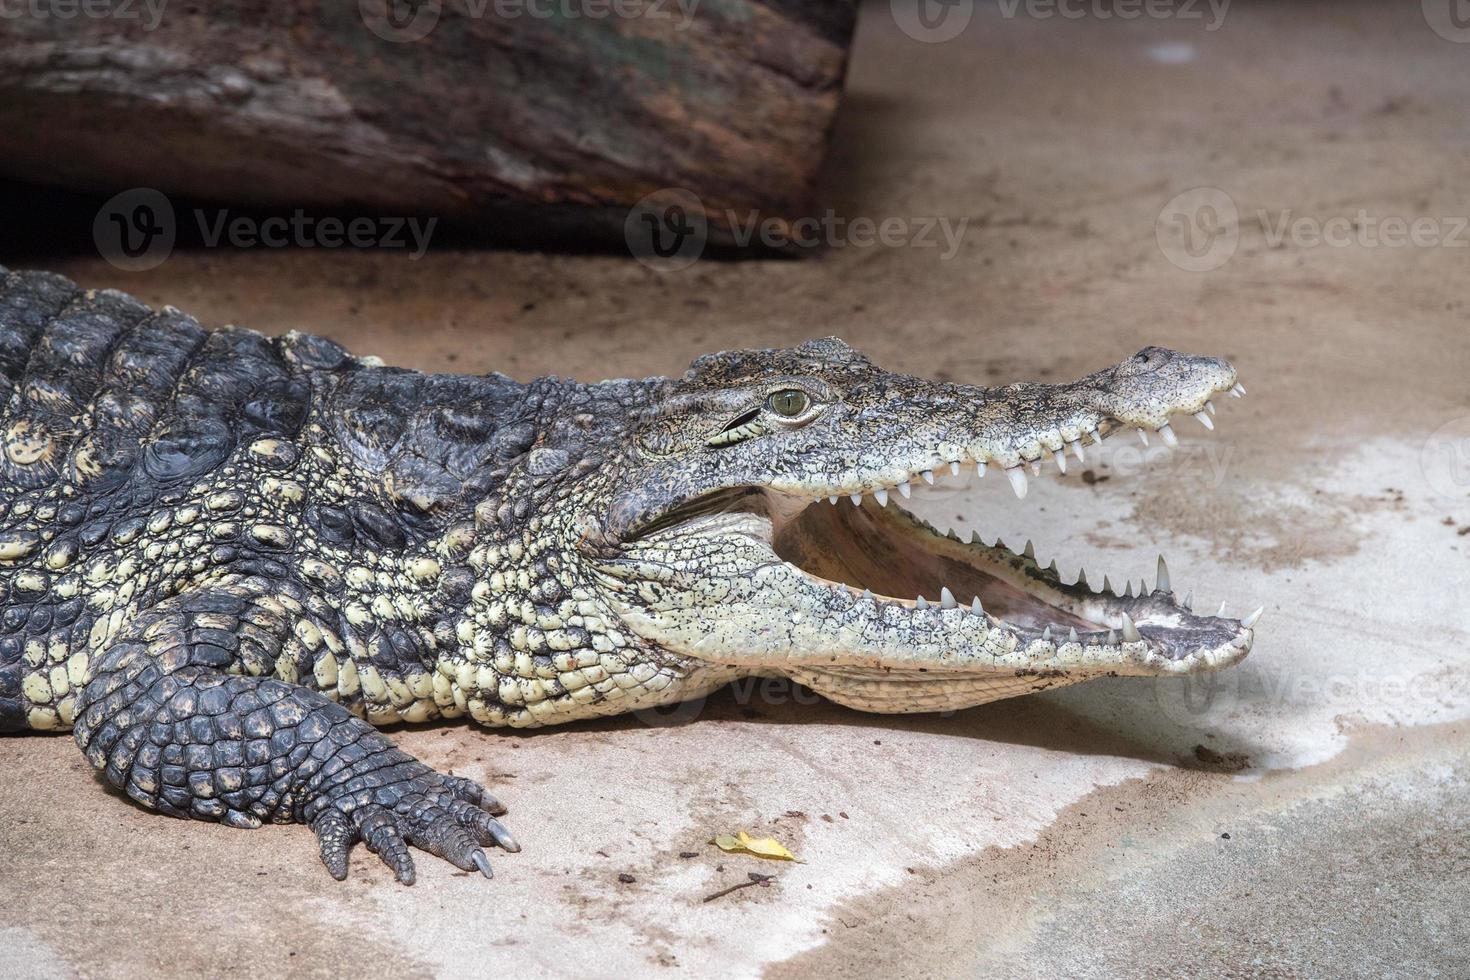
top-left (594, 342), bottom-right (1256, 713)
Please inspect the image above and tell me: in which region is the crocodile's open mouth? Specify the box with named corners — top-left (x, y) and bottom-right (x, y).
top-left (766, 472), bottom-right (1250, 663)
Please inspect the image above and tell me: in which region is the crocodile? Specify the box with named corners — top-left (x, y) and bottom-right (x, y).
top-left (0, 266), bottom-right (1257, 884)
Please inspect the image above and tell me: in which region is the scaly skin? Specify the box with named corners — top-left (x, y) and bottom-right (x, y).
top-left (0, 267), bottom-right (1255, 883)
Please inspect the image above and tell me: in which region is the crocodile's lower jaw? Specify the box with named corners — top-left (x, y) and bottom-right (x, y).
top-left (773, 481), bottom-right (1252, 664)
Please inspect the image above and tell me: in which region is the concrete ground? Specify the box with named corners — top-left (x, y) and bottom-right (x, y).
top-left (3, 1), bottom-right (1470, 976)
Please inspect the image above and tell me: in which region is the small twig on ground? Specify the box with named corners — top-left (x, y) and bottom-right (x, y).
top-left (702, 872), bottom-right (776, 903)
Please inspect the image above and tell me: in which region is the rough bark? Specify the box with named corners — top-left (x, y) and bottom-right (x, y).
top-left (0, 1), bottom-right (855, 246)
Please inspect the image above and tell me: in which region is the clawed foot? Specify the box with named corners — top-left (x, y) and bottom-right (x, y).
top-left (310, 770), bottom-right (519, 885)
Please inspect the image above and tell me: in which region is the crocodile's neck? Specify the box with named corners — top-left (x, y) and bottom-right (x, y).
top-left (307, 366), bottom-right (729, 728)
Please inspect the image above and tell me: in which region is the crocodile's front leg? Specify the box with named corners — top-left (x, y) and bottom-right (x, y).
top-left (72, 584), bottom-right (519, 883)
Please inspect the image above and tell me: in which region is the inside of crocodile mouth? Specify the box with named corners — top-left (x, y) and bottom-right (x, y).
top-left (769, 491), bottom-right (1098, 632)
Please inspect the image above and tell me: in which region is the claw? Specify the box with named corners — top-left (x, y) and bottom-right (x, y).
top-left (455, 802), bottom-right (521, 853)
top-left (446, 774), bottom-right (507, 816)
top-left (488, 819), bottom-right (520, 853)
top-left (358, 806), bottom-right (417, 885)
top-left (471, 849), bottom-right (494, 879)
top-left (313, 810), bottom-right (353, 882)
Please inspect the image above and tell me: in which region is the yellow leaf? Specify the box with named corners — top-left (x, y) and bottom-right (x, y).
top-left (709, 831), bottom-right (799, 861)
top-left (736, 830), bottom-right (797, 861)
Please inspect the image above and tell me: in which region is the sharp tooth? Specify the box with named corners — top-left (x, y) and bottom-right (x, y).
top-left (1123, 581), bottom-right (1134, 598)
top-left (1194, 411), bottom-right (1213, 431)
top-left (940, 587), bottom-right (956, 609)
top-left (1069, 439), bottom-right (1085, 462)
top-left (915, 595), bottom-right (928, 610)
top-left (1023, 539), bottom-right (1036, 560)
top-left (874, 488), bottom-right (889, 506)
top-left (1241, 606), bottom-right (1263, 628)
top-left (949, 461), bottom-right (961, 477)
top-left (1006, 466), bottom-right (1028, 499)
top-left (1046, 559), bottom-right (1059, 577)
top-left (976, 462), bottom-right (986, 478)
top-left (1103, 574), bottom-right (1115, 595)
top-left (1206, 399), bottom-right (1217, 415)
top-left (828, 495), bottom-right (839, 505)
top-left (862, 588), bottom-right (873, 602)
top-left (921, 470), bottom-right (934, 485)
top-left (1106, 629), bottom-right (1118, 645)
top-left (850, 493), bottom-right (863, 506)
top-left (1233, 382), bottom-right (1247, 396)
top-left (1042, 626), bottom-right (1053, 642)
top-left (1156, 555), bottom-right (1171, 593)
top-left (1028, 460), bottom-right (1041, 476)
top-left (1053, 449), bottom-right (1067, 474)
top-left (1216, 601), bottom-right (1228, 617)
top-left (1138, 429), bottom-right (1150, 447)
top-left (1076, 568), bottom-right (1089, 591)
top-left (1068, 627), bottom-right (1079, 644)
top-left (897, 481), bottom-right (911, 499)
top-left (1181, 589), bottom-right (1193, 611)
top-left (1159, 422), bottom-right (1178, 447)
top-left (1121, 612), bottom-right (1141, 642)
top-left (971, 596), bottom-right (984, 616)
top-left (969, 531), bottom-right (982, 545)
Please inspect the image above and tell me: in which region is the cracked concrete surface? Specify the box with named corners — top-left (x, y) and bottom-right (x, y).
top-left (2, 1), bottom-right (1469, 976)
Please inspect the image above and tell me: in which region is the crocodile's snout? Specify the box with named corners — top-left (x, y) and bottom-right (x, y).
top-left (597, 340), bottom-right (1257, 714)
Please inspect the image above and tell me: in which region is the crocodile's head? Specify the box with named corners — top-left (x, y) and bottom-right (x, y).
top-left (585, 338), bottom-right (1255, 713)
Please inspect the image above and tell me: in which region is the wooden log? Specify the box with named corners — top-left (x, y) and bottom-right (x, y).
top-left (0, 1), bottom-right (856, 247)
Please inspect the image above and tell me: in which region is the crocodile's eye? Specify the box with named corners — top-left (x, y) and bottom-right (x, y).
top-left (767, 389), bottom-right (810, 418)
